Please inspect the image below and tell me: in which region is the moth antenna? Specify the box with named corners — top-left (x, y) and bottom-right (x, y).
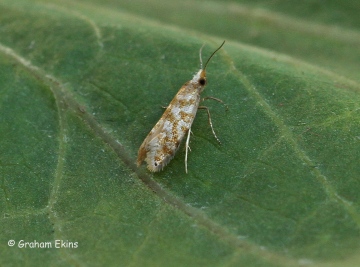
top-left (199, 43), bottom-right (205, 69)
top-left (203, 40), bottom-right (225, 70)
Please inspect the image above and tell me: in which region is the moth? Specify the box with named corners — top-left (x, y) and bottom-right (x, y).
top-left (137, 41), bottom-right (225, 173)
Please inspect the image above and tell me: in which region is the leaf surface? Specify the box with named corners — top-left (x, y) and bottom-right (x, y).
top-left (1, 0), bottom-right (360, 266)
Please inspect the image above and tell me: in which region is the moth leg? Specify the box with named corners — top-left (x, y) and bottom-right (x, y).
top-left (198, 106), bottom-right (221, 144)
top-left (202, 96), bottom-right (228, 111)
top-left (185, 128), bottom-right (192, 174)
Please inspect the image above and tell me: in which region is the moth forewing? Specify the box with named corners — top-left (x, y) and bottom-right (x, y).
top-left (137, 117), bottom-right (166, 168)
top-left (137, 80), bottom-right (202, 172)
top-left (137, 41), bottom-right (225, 173)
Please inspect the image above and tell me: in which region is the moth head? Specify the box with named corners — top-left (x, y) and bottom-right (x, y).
top-left (198, 70), bottom-right (207, 86)
top-left (196, 41), bottom-right (225, 88)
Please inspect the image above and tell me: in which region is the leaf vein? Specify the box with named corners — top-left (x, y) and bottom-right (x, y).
top-left (221, 44), bottom-right (360, 228)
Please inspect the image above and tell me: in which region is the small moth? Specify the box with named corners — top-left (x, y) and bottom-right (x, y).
top-left (137, 41), bottom-right (225, 173)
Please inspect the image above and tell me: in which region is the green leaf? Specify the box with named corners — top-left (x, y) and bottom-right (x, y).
top-left (1, 0), bottom-right (360, 266)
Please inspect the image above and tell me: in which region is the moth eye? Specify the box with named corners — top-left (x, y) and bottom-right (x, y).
top-left (154, 162), bottom-right (158, 166)
top-left (199, 77), bottom-right (206, 86)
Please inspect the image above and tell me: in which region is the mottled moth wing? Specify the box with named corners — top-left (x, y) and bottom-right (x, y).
top-left (137, 84), bottom-right (200, 172)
